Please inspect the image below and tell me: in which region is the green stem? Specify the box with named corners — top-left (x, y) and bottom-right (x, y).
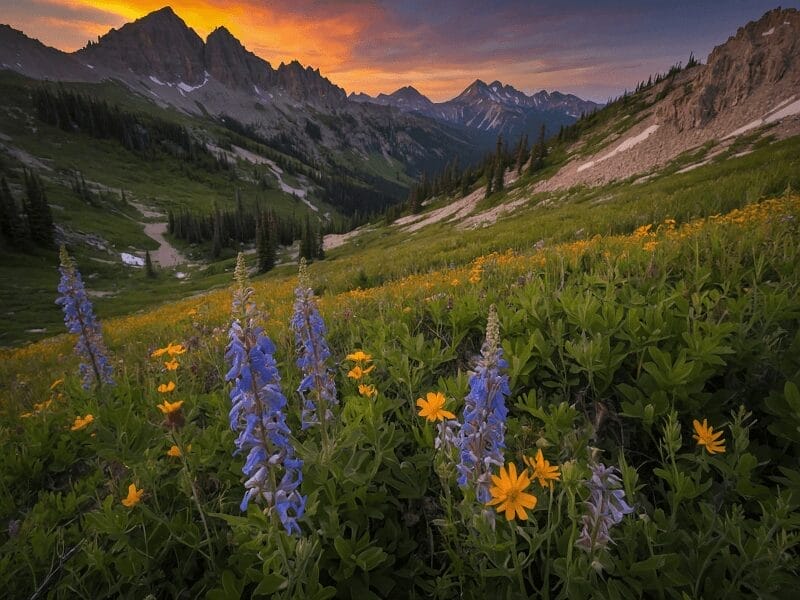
top-left (173, 430), bottom-right (217, 571)
top-left (510, 524), bottom-right (525, 595)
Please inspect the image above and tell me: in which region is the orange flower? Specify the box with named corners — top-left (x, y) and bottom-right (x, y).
top-left (346, 350), bottom-right (372, 362)
top-left (523, 449), bottom-right (561, 490)
top-left (487, 463), bottom-right (537, 521)
top-left (70, 414), bottom-right (94, 431)
top-left (693, 418), bottom-right (726, 454)
top-left (164, 359), bottom-right (180, 371)
top-left (416, 392), bottom-right (456, 422)
top-left (347, 364), bottom-right (375, 380)
top-left (358, 383), bottom-right (377, 398)
top-left (122, 483), bottom-right (144, 508)
top-left (167, 444), bottom-right (190, 457)
top-left (157, 381), bottom-right (176, 393)
top-left (157, 399), bottom-right (184, 415)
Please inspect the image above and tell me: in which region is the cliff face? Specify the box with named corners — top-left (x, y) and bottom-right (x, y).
top-left (76, 7), bottom-right (206, 85)
top-left (204, 26), bottom-right (276, 91)
top-left (658, 8), bottom-right (800, 131)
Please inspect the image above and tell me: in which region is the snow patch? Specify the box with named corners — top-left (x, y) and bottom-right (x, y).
top-left (149, 75), bottom-right (166, 86)
top-left (177, 71), bottom-right (209, 93)
top-left (762, 27), bottom-right (775, 36)
top-left (121, 252), bottom-right (144, 267)
top-left (724, 96), bottom-right (800, 139)
top-left (175, 272), bottom-right (187, 279)
top-left (576, 124), bottom-right (659, 172)
top-left (85, 64), bottom-right (95, 69)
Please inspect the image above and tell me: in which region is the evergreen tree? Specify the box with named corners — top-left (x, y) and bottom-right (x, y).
top-left (145, 250), bottom-right (156, 278)
top-left (211, 205), bottom-right (222, 259)
top-left (256, 212), bottom-right (276, 273)
top-left (23, 170), bottom-right (54, 247)
top-left (0, 176), bottom-right (26, 245)
top-left (493, 135), bottom-right (504, 193)
top-left (515, 134), bottom-right (528, 175)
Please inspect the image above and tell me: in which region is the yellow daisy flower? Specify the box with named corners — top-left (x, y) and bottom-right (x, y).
top-left (70, 414), bottom-right (94, 431)
top-left (157, 381), bottom-right (176, 393)
top-left (487, 463), bottom-right (538, 521)
top-left (693, 418), bottom-right (725, 454)
top-left (523, 449), bottom-right (561, 490)
top-left (122, 483), bottom-right (144, 508)
top-left (416, 392), bottom-right (456, 422)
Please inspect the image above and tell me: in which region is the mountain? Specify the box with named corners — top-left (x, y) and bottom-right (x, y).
top-left (0, 6), bottom-right (491, 209)
top-left (350, 79), bottom-right (601, 140)
top-left (537, 6), bottom-right (800, 192)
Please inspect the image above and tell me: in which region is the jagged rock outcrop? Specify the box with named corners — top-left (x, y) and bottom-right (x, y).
top-left (351, 78), bottom-right (600, 139)
top-left (658, 7), bottom-right (800, 130)
top-left (204, 26), bottom-right (276, 91)
top-left (77, 7), bottom-right (206, 85)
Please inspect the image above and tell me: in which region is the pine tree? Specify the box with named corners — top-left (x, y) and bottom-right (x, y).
top-left (0, 176), bottom-right (26, 245)
top-left (23, 170), bottom-right (54, 247)
top-left (256, 212), bottom-right (276, 273)
top-left (145, 250), bottom-right (156, 278)
top-left (211, 205), bottom-right (222, 259)
top-left (515, 134), bottom-right (528, 175)
top-left (493, 135), bottom-right (504, 193)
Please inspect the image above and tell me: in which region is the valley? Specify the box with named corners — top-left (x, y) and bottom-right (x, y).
top-left (1, 4), bottom-right (799, 600)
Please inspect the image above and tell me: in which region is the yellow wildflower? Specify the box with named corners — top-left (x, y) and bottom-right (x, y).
top-left (346, 350), bottom-right (372, 362)
top-left (693, 418), bottom-right (725, 454)
top-left (157, 381), bottom-right (176, 393)
top-left (167, 444), bottom-right (190, 457)
top-left (157, 399), bottom-right (184, 415)
top-left (164, 359), bottom-right (180, 371)
top-left (49, 378), bottom-right (64, 390)
top-left (523, 449), bottom-right (561, 490)
top-left (416, 392), bottom-right (456, 422)
top-left (121, 483), bottom-right (144, 508)
top-left (487, 463), bottom-right (537, 521)
top-left (358, 384), bottom-right (377, 398)
top-left (347, 364), bottom-right (375, 380)
top-left (70, 414), bottom-right (94, 431)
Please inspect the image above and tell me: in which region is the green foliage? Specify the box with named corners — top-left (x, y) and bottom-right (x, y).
top-left (2, 194), bottom-right (800, 598)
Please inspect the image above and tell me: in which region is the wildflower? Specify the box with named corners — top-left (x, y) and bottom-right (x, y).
top-left (157, 399), bottom-right (184, 414)
top-left (167, 444), bottom-right (190, 457)
top-left (346, 350), bottom-right (372, 362)
top-left (157, 381), bottom-right (176, 393)
top-left (70, 414), bottom-right (94, 431)
top-left (456, 304), bottom-right (510, 502)
top-left (416, 392), bottom-right (456, 422)
top-left (151, 342), bottom-right (186, 358)
top-left (486, 463), bottom-right (537, 521)
top-left (524, 449), bottom-right (561, 490)
top-left (290, 259), bottom-right (338, 430)
top-left (55, 246), bottom-right (114, 389)
top-left (693, 418), bottom-right (725, 454)
top-left (359, 383), bottom-right (377, 398)
top-left (122, 483), bottom-right (144, 508)
top-left (164, 359), bottom-right (180, 371)
top-left (226, 253), bottom-right (305, 535)
top-left (643, 241), bottom-right (658, 252)
top-left (49, 378), bottom-right (64, 390)
top-left (576, 464), bottom-right (633, 553)
top-left (157, 398), bottom-right (184, 428)
top-left (347, 364), bottom-right (375, 380)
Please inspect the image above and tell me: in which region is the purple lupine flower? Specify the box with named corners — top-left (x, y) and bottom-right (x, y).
top-left (576, 463), bottom-right (633, 553)
top-left (456, 305), bottom-right (510, 502)
top-left (290, 259), bottom-right (337, 430)
top-left (226, 253), bottom-right (305, 535)
top-left (55, 246), bottom-right (114, 389)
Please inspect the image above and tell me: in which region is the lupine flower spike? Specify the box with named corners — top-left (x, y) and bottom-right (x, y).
top-left (456, 304), bottom-right (510, 502)
top-left (576, 463), bottom-right (633, 553)
top-left (290, 258), bottom-right (338, 432)
top-left (225, 253), bottom-right (306, 535)
top-left (56, 246), bottom-right (114, 389)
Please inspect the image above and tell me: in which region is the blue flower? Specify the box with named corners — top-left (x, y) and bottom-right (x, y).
top-left (55, 246), bottom-right (114, 389)
top-left (290, 259), bottom-right (337, 430)
top-left (456, 305), bottom-right (509, 502)
top-left (575, 463), bottom-right (633, 553)
top-left (226, 253), bottom-right (306, 535)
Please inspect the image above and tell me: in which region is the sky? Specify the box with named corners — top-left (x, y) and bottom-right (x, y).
top-left (1, 0), bottom-right (797, 102)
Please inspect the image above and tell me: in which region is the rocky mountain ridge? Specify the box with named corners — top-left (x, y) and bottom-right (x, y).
top-left (350, 78), bottom-right (601, 139)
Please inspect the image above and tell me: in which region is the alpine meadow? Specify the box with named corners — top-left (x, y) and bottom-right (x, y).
top-left (2, 3), bottom-right (800, 599)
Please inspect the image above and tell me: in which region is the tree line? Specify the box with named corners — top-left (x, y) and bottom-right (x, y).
top-left (0, 171), bottom-right (54, 250)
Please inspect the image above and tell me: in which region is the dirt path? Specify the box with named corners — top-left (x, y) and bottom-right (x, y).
top-left (131, 201), bottom-right (185, 267)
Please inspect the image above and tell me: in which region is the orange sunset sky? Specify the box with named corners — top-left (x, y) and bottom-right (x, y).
top-left (0, 0), bottom-right (794, 101)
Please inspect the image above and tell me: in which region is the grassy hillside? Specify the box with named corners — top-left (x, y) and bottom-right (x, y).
top-left (1, 190), bottom-right (799, 598)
